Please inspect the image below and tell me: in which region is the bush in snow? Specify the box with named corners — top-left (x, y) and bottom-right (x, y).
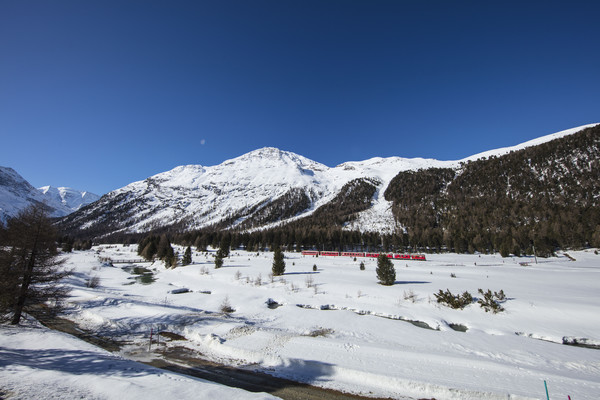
top-left (477, 289), bottom-right (506, 313)
top-left (359, 261), bottom-right (365, 270)
top-left (434, 289), bottom-right (473, 309)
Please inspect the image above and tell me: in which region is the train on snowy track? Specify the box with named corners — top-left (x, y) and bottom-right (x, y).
top-left (301, 250), bottom-right (426, 261)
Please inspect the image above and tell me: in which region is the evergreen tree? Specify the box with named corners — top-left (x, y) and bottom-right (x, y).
top-left (156, 234), bottom-right (172, 260)
top-left (0, 204), bottom-right (71, 324)
top-left (182, 246), bottom-right (192, 266)
top-left (218, 235), bottom-right (231, 258)
top-left (214, 252), bottom-right (224, 269)
top-left (164, 249), bottom-right (176, 268)
top-left (140, 240), bottom-right (158, 261)
top-left (272, 248), bottom-right (286, 276)
top-left (376, 254), bottom-right (396, 286)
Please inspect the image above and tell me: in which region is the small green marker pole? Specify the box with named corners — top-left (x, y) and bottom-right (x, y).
top-left (544, 380), bottom-right (549, 400)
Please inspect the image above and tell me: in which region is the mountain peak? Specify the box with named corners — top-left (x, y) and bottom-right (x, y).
top-left (238, 147), bottom-right (297, 163)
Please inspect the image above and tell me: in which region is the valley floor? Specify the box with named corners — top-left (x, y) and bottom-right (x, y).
top-left (2, 247), bottom-right (600, 399)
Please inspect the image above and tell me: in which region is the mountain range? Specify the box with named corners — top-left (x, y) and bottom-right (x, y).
top-left (55, 123), bottom-right (598, 246)
top-left (0, 167), bottom-right (99, 222)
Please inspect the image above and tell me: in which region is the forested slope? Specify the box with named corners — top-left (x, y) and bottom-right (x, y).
top-left (384, 125), bottom-right (600, 255)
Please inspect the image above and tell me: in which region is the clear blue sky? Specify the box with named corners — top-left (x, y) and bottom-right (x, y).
top-left (1, 1), bottom-right (599, 195)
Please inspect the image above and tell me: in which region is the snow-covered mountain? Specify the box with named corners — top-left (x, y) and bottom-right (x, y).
top-left (59, 123), bottom-right (598, 237)
top-left (38, 186), bottom-right (100, 213)
top-left (0, 167), bottom-right (66, 221)
top-left (0, 167), bottom-right (99, 222)
top-left (59, 147), bottom-right (445, 236)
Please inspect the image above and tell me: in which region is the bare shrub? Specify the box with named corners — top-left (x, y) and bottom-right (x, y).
top-left (403, 289), bottom-right (418, 303)
top-left (86, 276), bottom-right (101, 288)
top-left (220, 296), bottom-right (235, 314)
top-left (305, 275), bottom-right (314, 288)
top-left (306, 327), bottom-right (334, 337)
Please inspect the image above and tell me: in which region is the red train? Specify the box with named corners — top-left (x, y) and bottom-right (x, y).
top-left (301, 250), bottom-right (426, 261)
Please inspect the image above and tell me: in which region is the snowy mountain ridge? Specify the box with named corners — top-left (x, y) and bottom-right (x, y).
top-left (0, 167), bottom-right (99, 222)
top-left (38, 186), bottom-right (100, 213)
top-left (0, 167), bottom-right (66, 221)
top-left (60, 123), bottom-right (598, 237)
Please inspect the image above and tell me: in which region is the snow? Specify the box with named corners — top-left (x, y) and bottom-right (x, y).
top-left (0, 320), bottom-right (276, 400)
top-left (3, 246), bottom-right (598, 400)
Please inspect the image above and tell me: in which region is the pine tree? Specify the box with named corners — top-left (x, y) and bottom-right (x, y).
top-left (272, 248), bottom-right (286, 276)
top-left (182, 246), bottom-right (192, 266)
top-left (214, 252), bottom-right (224, 269)
top-left (0, 204), bottom-right (71, 324)
top-left (376, 254), bottom-right (396, 286)
top-left (156, 234), bottom-right (172, 260)
top-left (140, 240), bottom-right (157, 261)
top-left (218, 235), bottom-right (231, 258)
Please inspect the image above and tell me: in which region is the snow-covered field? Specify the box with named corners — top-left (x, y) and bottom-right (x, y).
top-left (3, 246), bottom-right (600, 400)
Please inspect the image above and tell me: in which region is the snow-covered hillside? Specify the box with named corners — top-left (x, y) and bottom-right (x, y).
top-left (38, 186), bottom-right (100, 213)
top-left (0, 319), bottom-right (276, 400)
top-left (59, 123), bottom-right (599, 236)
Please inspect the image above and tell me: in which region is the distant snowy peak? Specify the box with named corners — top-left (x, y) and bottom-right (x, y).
top-left (38, 186), bottom-right (100, 212)
top-left (0, 167), bottom-right (65, 221)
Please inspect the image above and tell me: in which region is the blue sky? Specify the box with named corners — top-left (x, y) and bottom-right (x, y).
top-left (1, 1), bottom-right (599, 195)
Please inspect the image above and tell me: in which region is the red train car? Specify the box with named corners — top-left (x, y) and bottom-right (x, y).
top-left (341, 252), bottom-right (366, 257)
top-left (301, 250), bottom-right (426, 261)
